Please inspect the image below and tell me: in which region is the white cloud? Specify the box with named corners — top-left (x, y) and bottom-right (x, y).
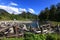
top-left (0, 5), bottom-right (35, 14)
top-left (19, 8), bottom-right (27, 12)
top-left (10, 2), bottom-right (18, 6)
top-left (0, 5), bottom-right (27, 14)
top-left (28, 8), bottom-right (35, 13)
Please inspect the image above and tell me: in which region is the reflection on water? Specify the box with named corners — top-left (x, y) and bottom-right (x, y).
top-left (26, 22), bottom-right (38, 28)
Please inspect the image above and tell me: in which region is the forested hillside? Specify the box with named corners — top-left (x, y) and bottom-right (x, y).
top-left (0, 9), bottom-right (37, 20)
top-left (38, 3), bottom-right (60, 22)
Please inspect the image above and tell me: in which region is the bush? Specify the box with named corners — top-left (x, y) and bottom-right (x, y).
top-left (1, 33), bottom-right (60, 40)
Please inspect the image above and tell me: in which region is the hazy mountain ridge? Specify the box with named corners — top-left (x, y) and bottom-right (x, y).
top-left (0, 9), bottom-right (37, 20)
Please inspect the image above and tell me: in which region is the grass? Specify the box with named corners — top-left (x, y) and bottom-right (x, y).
top-left (2, 37), bottom-right (24, 40)
top-left (40, 21), bottom-right (60, 26)
top-left (50, 21), bottom-right (60, 26)
top-left (0, 33), bottom-right (60, 40)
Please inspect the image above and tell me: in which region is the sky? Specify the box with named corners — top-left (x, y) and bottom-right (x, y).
top-left (0, 0), bottom-right (60, 14)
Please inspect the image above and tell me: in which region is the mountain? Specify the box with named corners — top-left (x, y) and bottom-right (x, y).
top-left (0, 9), bottom-right (37, 20)
top-left (0, 9), bottom-right (11, 20)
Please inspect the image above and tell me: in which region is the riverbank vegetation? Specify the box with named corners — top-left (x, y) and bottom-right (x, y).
top-left (1, 33), bottom-right (60, 40)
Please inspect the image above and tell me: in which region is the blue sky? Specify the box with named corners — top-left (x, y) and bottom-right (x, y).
top-left (0, 0), bottom-right (60, 14)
